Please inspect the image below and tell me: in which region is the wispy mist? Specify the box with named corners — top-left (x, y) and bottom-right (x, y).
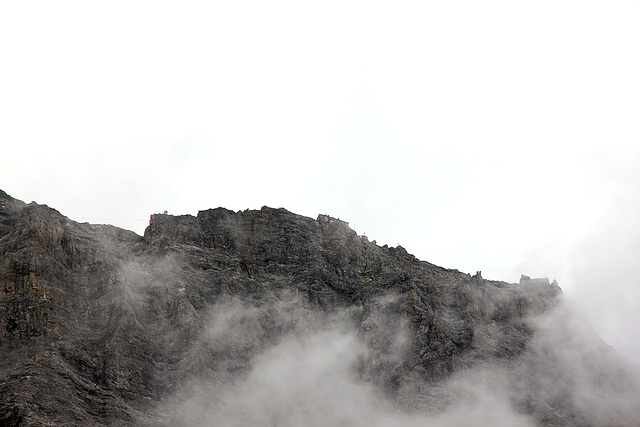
top-left (157, 292), bottom-right (640, 427)
top-left (515, 153), bottom-right (640, 366)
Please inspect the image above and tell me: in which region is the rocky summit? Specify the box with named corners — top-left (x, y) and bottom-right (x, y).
top-left (1, 189), bottom-right (639, 426)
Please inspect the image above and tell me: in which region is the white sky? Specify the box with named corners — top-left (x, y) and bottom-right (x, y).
top-left (1, 0), bottom-right (639, 361)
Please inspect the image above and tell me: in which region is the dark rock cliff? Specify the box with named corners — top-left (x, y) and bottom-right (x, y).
top-left (0, 190), bottom-right (638, 426)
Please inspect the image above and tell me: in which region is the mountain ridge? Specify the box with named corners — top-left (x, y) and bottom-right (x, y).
top-left (0, 190), bottom-right (637, 426)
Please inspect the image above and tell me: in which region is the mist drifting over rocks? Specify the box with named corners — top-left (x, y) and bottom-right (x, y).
top-left (1, 189), bottom-right (639, 426)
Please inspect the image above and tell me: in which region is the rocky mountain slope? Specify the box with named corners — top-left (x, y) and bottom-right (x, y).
top-left (0, 189), bottom-right (638, 426)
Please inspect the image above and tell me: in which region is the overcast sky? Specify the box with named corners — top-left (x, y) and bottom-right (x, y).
top-left (1, 0), bottom-right (639, 361)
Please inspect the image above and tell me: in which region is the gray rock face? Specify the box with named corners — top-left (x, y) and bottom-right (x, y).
top-left (0, 190), bottom-right (638, 426)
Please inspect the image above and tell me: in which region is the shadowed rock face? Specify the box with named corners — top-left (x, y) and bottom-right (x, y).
top-left (0, 189), bottom-right (638, 426)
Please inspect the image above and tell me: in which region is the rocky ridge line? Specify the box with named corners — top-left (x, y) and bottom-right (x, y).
top-left (0, 190), bottom-right (637, 426)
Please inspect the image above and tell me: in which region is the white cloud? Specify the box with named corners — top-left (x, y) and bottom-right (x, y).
top-left (167, 297), bottom-right (538, 427)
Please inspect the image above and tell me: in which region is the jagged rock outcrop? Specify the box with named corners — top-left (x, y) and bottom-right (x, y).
top-left (0, 190), bottom-right (638, 426)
